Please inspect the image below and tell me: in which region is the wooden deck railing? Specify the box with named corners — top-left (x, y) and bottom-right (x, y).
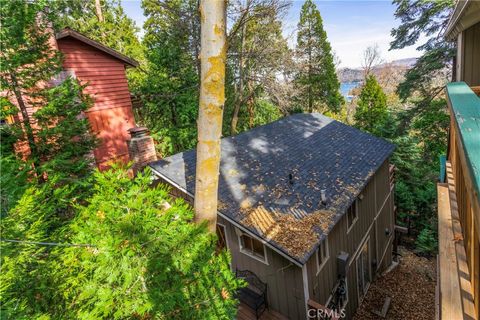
top-left (437, 82), bottom-right (480, 320)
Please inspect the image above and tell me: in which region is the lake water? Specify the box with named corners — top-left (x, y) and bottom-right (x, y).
top-left (340, 82), bottom-right (360, 102)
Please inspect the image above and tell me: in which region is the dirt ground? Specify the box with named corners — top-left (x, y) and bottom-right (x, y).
top-left (353, 247), bottom-right (436, 320)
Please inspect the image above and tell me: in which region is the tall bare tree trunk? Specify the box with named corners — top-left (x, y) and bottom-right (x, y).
top-left (95, 0), bottom-right (106, 41)
top-left (9, 73), bottom-right (41, 176)
top-left (95, 0), bottom-right (104, 22)
top-left (194, 0), bottom-right (226, 232)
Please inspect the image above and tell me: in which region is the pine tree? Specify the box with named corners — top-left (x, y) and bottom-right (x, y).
top-left (295, 0), bottom-right (343, 113)
top-left (0, 0), bottom-right (62, 172)
top-left (390, 0), bottom-right (455, 101)
top-left (354, 75), bottom-right (388, 135)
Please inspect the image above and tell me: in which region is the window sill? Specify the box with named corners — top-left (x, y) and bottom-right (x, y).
top-left (240, 248), bottom-right (269, 265)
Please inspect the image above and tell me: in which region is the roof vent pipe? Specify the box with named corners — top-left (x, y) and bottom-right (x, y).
top-left (288, 173), bottom-right (294, 185)
top-left (321, 189), bottom-right (327, 205)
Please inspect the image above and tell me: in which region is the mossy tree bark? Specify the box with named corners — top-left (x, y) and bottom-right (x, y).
top-left (194, 0), bottom-right (226, 232)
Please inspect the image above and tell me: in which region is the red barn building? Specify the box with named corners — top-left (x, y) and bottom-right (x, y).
top-left (55, 28), bottom-right (139, 169)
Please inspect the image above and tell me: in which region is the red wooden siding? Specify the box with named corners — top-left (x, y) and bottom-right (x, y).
top-left (57, 37), bottom-right (135, 169)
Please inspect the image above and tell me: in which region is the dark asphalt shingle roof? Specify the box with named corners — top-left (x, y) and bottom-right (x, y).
top-left (149, 113), bottom-right (395, 264)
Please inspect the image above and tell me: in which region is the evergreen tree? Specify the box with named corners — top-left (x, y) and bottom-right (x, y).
top-left (294, 0), bottom-right (343, 113)
top-left (139, 0), bottom-right (200, 155)
top-left (390, 0), bottom-right (455, 101)
top-left (0, 0), bottom-right (96, 184)
top-left (1, 166), bottom-right (242, 319)
top-left (0, 0), bottom-right (62, 173)
top-left (354, 75), bottom-right (388, 135)
top-left (0, 2), bottom-right (95, 316)
top-left (388, 0), bottom-right (453, 254)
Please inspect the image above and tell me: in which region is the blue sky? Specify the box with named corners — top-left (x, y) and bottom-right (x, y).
top-left (120, 0), bottom-right (423, 68)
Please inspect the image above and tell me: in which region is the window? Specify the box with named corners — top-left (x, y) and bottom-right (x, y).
top-left (316, 237), bottom-right (329, 274)
top-left (216, 224), bottom-right (228, 252)
top-left (356, 240), bottom-right (371, 302)
top-left (347, 200), bottom-right (358, 231)
top-left (239, 233), bottom-right (267, 263)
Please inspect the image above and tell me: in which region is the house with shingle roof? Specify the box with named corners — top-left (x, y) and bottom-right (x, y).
top-left (149, 113), bottom-right (396, 319)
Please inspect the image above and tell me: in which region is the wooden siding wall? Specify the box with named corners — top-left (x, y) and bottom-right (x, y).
top-left (305, 160), bottom-right (394, 319)
top-left (447, 113), bottom-right (480, 318)
top-left (57, 37), bottom-right (136, 169)
top-left (219, 216), bottom-right (307, 320)
top-left (461, 22), bottom-right (480, 86)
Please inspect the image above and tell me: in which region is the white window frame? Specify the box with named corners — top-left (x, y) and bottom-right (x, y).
top-left (238, 232), bottom-right (269, 265)
top-left (216, 223), bottom-right (229, 251)
top-left (316, 237), bottom-right (330, 275)
top-left (346, 199), bottom-right (359, 234)
top-left (325, 278), bottom-right (349, 310)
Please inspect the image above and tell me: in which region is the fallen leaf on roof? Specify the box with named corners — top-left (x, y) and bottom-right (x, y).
top-left (241, 206), bottom-right (336, 259)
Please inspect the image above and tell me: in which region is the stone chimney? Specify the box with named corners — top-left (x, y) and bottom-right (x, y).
top-left (127, 127), bottom-right (157, 174)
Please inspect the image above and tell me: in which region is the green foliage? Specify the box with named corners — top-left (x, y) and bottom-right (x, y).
top-left (1, 167), bottom-right (241, 319)
top-left (226, 98), bottom-right (283, 134)
top-left (52, 0), bottom-right (145, 62)
top-left (34, 78), bottom-right (97, 180)
top-left (0, 0), bottom-right (62, 90)
top-left (0, 153), bottom-right (29, 216)
top-left (295, 0), bottom-right (343, 113)
top-left (391, 0), bottom-right (455, 101)
top-left (384, 100), bottom-right (447, 247)
top-left (354, 75), bottom-right (388, 135)
top-left (226, 2), bottom-right (291, 135)
top-left (59, 167), bottom-right (241, 319)
top-left (415, 222), bottom-right (438, 255)
top-left (389, 0), bottom-right (455, 253)
top-left (138, 0), bottom-right (200, 155)
top-left (410, 99), bottom-right (449, 162)
top-left (1, 175), bottom-right (92, 319)
top-left (0, 0), bottom-right (96, 177)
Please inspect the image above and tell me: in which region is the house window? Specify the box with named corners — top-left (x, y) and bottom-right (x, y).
top-left (239, 233), bottom-right (267, 263)
top-left (347, 200), bottom-right (358, 231)
top-left (316, 237), bottom-right (329, 274)
top-left (216, 224), bottom-right (228, 252)
top-left (356, 240), bottom-right (371, 302)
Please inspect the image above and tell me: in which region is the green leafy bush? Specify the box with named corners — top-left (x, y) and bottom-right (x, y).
top-left (415, 223), bottom-right (438, 255)
top-left (1, 167), bottom-right (241, 319)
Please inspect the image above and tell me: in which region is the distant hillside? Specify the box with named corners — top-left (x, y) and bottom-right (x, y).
top-left (377, 57), bottom-right (418, 68)
top-left (337, 57), bottom-right (418, 83)
top-left (337, 68), bottom-right (363, 83)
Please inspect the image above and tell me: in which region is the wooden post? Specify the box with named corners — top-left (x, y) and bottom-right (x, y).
top-left (194, 0), bottom-right (226, 232)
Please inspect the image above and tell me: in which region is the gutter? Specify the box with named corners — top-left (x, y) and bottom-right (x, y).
top-left (149, 165), bottom-right (304, 268)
